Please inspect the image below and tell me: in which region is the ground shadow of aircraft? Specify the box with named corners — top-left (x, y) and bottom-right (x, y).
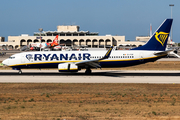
top-left (0, 71), bottom-right (180, 77)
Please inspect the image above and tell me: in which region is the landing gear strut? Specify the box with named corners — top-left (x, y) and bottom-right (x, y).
top-left (85, 68), bottom-right (92, 74)
top-left (18, 69), bottom-right (22, 74)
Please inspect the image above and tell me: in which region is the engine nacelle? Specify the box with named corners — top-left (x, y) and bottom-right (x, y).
top-left (58, 63), bottom-right (79, 72)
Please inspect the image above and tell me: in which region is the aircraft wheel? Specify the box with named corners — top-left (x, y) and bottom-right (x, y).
top-left (85, 69), bottom-right (92, 74)
top-left (18, 70), bottom-right (22, 74)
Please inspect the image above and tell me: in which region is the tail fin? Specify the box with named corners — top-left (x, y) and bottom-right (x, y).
top-left (53, 35), bottom-right (58, 43)
top-left (131, 19), bottom-right (173, 51)
top-left (51, 35), bottom-right (59, 46)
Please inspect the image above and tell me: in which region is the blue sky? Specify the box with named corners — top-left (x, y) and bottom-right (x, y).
top-left (0, 0), bottom-right (180, 43)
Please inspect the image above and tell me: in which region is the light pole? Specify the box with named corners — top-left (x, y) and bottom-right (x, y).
top-left (169, 4), bottom-right (174, 42)
top-left (39, 28), bottom-right (43, 51)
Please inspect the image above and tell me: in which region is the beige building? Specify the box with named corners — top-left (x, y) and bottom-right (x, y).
top-left (136, 36), bottom-right (150, 42)
top-left (136, 36), bottom-right (174, 47)
top-left (0, 37), bottom-right (8, 50)
top-left (0, 37), bottom-right (5, 42)
top-left (3, 25), bottom-right (172, 50)
top-left (0, 25), bottom-right (126, 50)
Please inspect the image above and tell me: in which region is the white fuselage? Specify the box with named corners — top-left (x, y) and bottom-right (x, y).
top-left (2, 50), bottom-right (164, 69)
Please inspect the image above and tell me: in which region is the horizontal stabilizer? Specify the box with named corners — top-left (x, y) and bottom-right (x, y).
top-left (154, 50), bottom-right (173, 56)
top-left (169, 51), bottom-right (180, 58)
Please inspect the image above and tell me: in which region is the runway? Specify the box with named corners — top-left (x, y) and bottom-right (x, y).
top-left (0, 70), bottom-right (180, 83)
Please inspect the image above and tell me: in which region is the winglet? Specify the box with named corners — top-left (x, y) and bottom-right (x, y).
top-left (100, 45), bottom-right (114, 60)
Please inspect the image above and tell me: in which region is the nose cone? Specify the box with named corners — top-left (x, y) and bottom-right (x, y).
top-left (2, 59), bottom-right (8, 66)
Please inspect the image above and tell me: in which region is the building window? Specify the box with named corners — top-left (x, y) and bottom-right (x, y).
top-left (60, 34), bottom-right (65, 36)
top-left (66, 34), bottom-right (71, 36)
top-left (73, 34), bottom-right (78, 36)
top-left (79, 34), bottom-right (85, 36)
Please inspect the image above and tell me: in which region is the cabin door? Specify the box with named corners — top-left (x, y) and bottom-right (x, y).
top-left (21, 54), bottom-right (25, 63)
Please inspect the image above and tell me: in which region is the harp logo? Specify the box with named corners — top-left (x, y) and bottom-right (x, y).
top-left (155, 32), bottom-right (169, 46)
top-left (26, 54), bottom-right (33, 61)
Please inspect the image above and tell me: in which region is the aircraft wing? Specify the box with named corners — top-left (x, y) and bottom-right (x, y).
top-left (75, 59), bottom-right (102, 68)
top-left (75, 46), bottom-right (114, 68)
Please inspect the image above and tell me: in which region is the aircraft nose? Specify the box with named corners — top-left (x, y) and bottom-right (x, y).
top-left (2, 59), bottom-right (8, 66)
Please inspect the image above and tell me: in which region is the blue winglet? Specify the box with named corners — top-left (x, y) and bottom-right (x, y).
top-left (100, 46), bottom-right (114, 60)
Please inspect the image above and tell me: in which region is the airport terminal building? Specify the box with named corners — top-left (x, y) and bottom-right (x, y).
top-left (0, 25), bottom-right (172, 50)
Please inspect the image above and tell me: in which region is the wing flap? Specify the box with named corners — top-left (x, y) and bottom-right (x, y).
top-left (86, 61), bottom-right (101, 68)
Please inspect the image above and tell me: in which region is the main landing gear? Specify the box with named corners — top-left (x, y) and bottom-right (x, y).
top-left (85, 68), bottom-right (92, 74)
top-left (18, 69), bottom-right (22, 74)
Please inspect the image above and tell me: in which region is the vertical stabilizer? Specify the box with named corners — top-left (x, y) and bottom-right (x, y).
top-left (53, 35), bottom-right (58, 44)
top-left (131, 19), bottom-right (173, 51)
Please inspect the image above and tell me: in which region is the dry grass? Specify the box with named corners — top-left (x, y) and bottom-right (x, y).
top-left (1, 61), bottom-right (180, 119)
top-left (1, 83), bottom-right (180, 119)
top-left (102, 61), bottom-right (180, 70)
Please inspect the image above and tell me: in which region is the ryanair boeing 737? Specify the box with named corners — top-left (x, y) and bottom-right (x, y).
top-left (2, 19), bottom-right (173, 74)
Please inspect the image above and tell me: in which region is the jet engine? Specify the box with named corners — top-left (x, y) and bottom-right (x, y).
top-left (58, 63), bottom-right (79, 72)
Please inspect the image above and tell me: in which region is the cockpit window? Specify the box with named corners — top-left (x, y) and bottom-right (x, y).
top-left (9, 56), bottom-right (15, 59)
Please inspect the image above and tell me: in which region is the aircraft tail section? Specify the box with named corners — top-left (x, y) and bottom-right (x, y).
top-left (52, 35), bottom-right (59, 46)
top-left (131, 19), bottom-right (173, 51)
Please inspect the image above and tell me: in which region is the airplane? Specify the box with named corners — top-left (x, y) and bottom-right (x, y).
top-left (21, 35), bottom-right (59, 51)
top-left (2, 19), bottom-right (174, 74)
top-left (44, 35), bottom-right (59, 49)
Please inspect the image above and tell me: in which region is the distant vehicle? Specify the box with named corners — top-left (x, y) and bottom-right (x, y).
top-left (21, 35), bottom-right (59, 51)
top-left (3, 19), bottom-right (177, 74)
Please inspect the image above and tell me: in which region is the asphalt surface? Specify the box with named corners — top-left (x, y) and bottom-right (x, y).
top-left (0, 70), bottom-right (180, 83)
